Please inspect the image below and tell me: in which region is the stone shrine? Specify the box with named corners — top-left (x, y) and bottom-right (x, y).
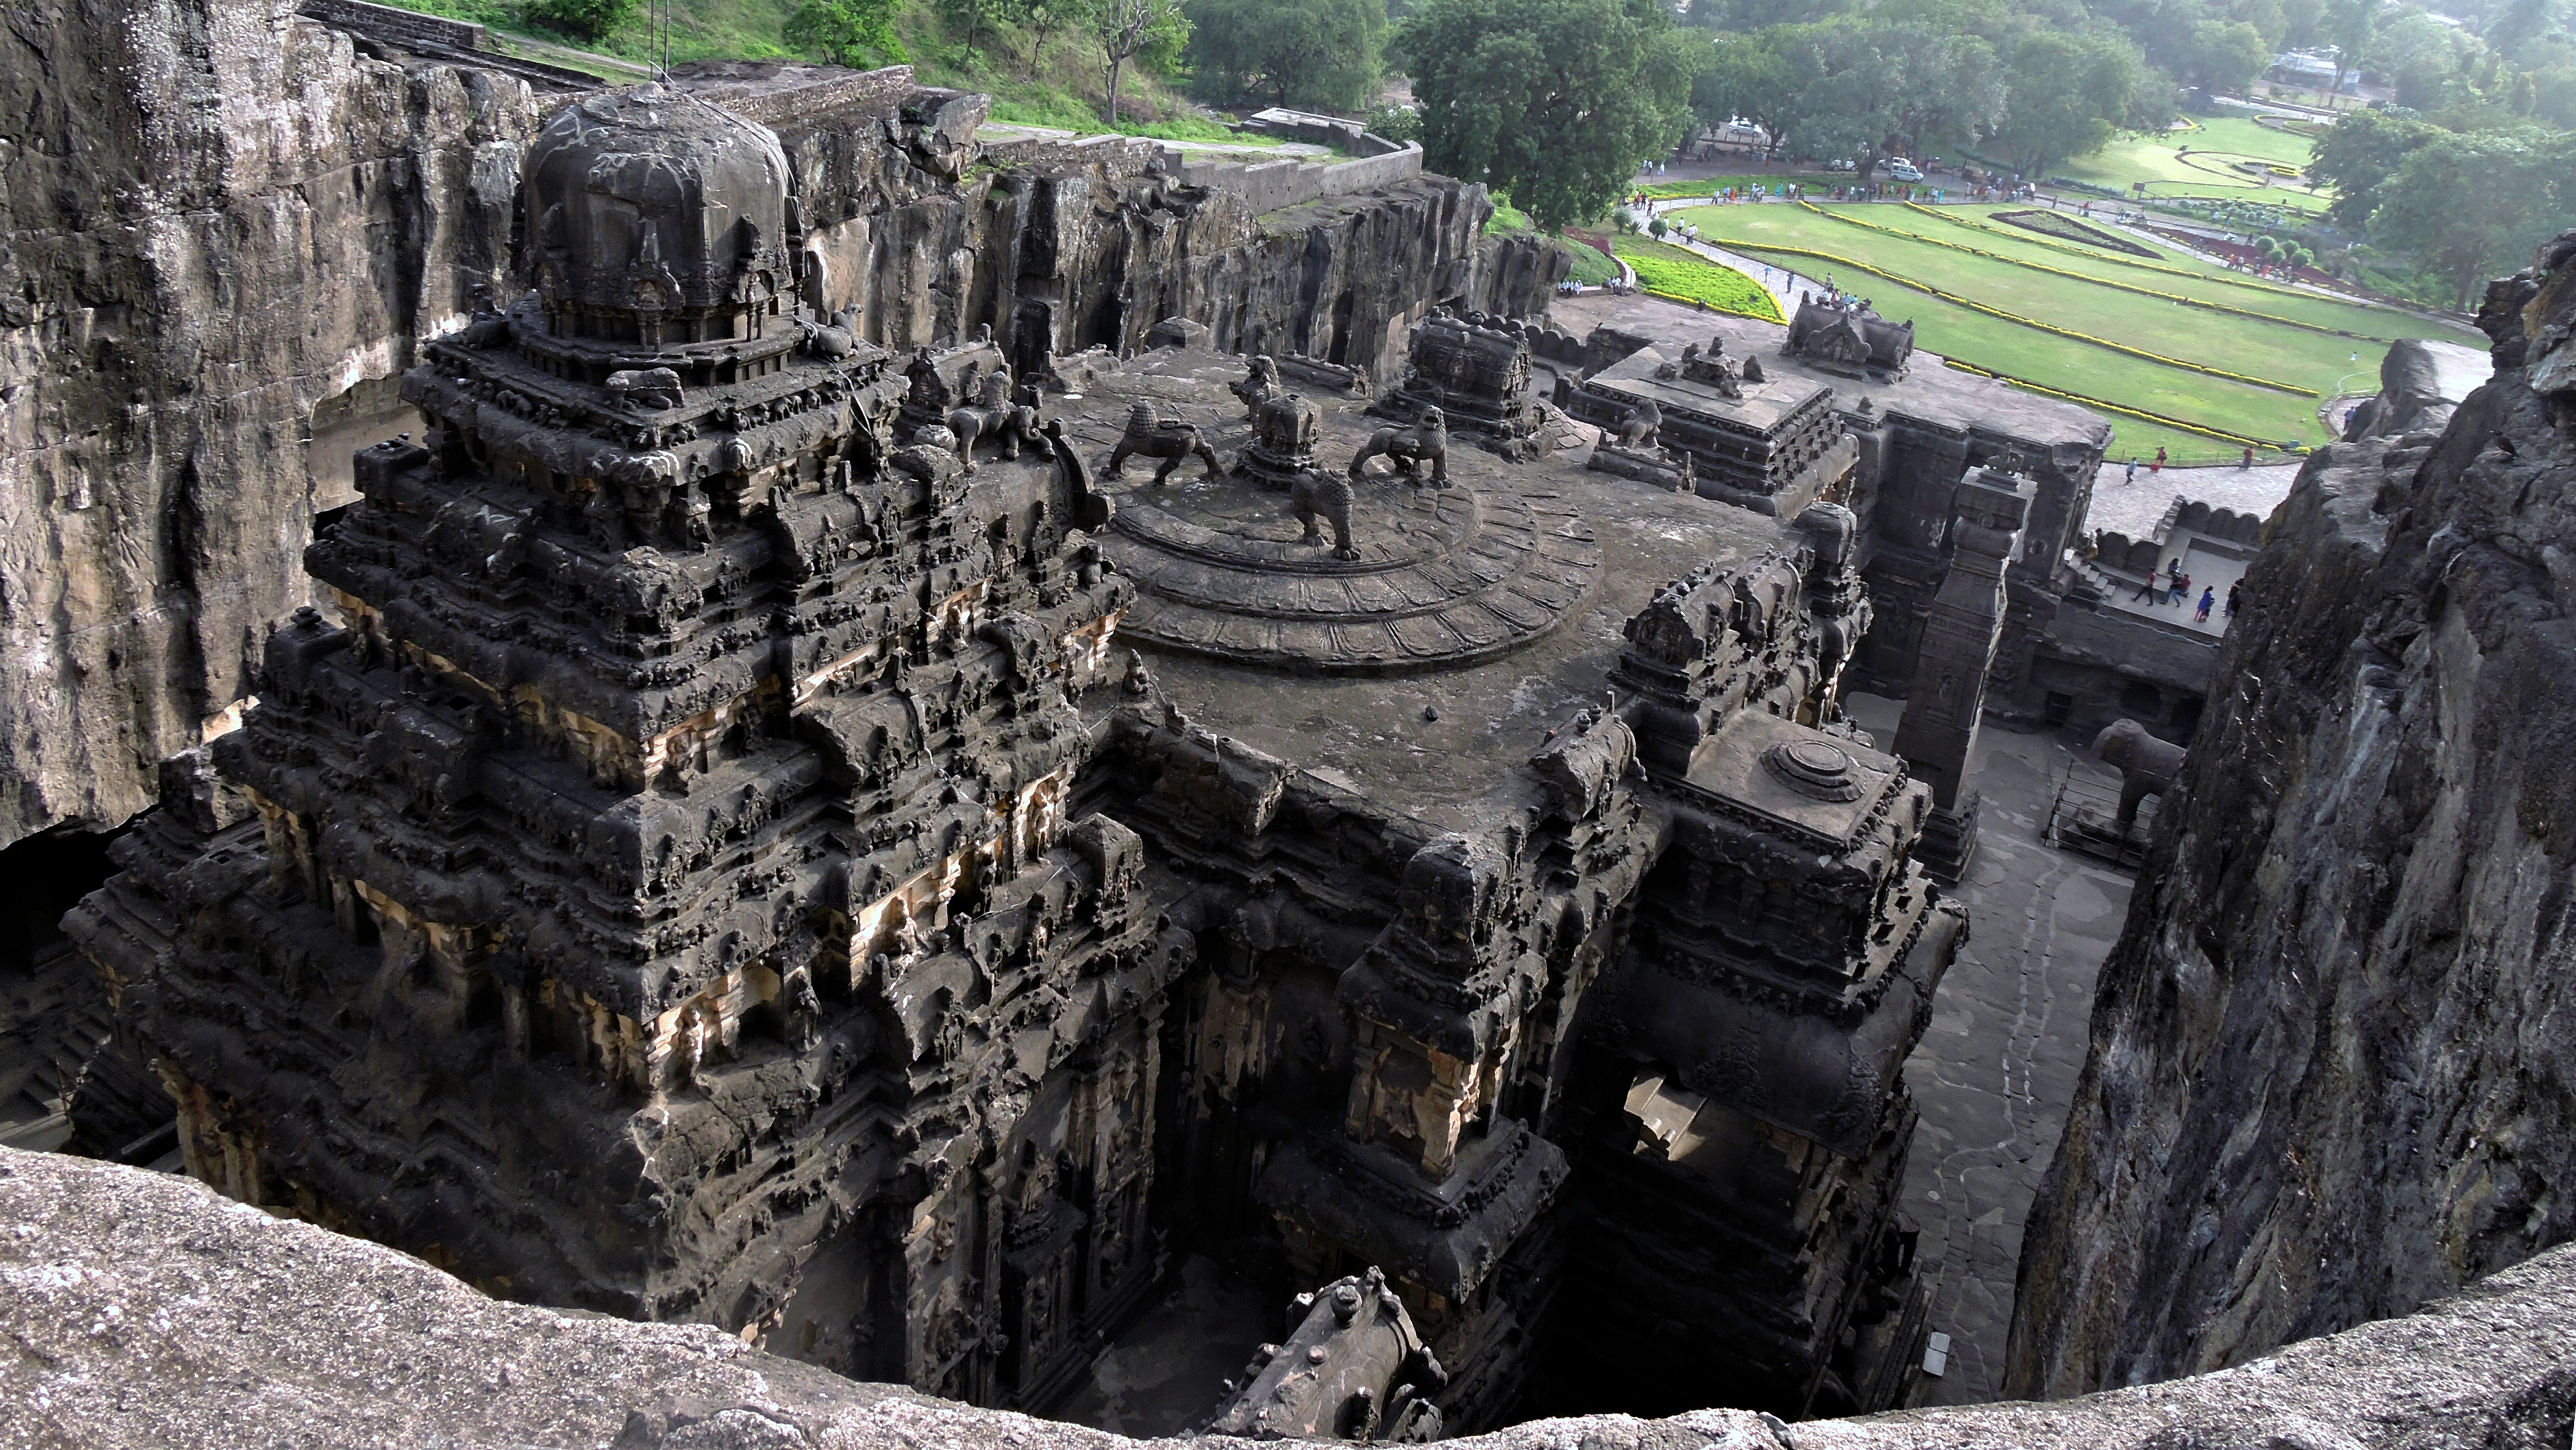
top-left (73, 87), bottom-right (1177, 1409)
top-left (1373, 310), bottom-right (1554, 461)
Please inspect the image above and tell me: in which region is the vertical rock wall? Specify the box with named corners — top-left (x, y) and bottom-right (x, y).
top-left (0, 30), bottom-right (1555, 851)
top-left (0, 0), bottom-right (539, 845)
top-left (2007, 235), bottom-right (2576, 1395)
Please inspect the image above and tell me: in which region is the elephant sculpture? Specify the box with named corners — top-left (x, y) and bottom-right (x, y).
top-left (1347, 407), bottom-right (1450, 488)
top-left (1106, 402), bottom-right (1223, 484)
top-left (2092, 717), bottom-right (2187, 827)
top-left (1288, 470), bottom-right (1358, 560)
top-left (945, 371), bottom-right (1049, 471)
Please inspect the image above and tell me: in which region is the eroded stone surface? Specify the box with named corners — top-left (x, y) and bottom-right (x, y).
top-left (2008, 232), bottom-right (2576, 1396)
top-left (3, 1146), bottom-right (2571, 1450)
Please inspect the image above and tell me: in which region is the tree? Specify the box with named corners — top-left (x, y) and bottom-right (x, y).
top-left (1689, 27), bottom-right (1804, 158)
top-left (524, 0), bottom-right (639, 40)
top-left (2322, 0), bottom-right (2383, 95)
top-left (1008, 0), bottom-right (1098, 76)
top-left (1096, 0), bottom-right (1189, 122)
top-left (939, 0), bottom-right (1012, 64)
top-left (1183, 0), bottom-right (1386, 109)
top-left (2184, 18), bottom-right (2272, 93)
top-left (1992, 30), bottom-right (2143, 179)
top-left (1395, 0), bottom-right (1698, 231)
top-left (786, 0), bottom-right (910, 64)
top-left (2306, 103), bottom-right (2437, 227)
top-left (2368, 128), bottom-right (2573, 307)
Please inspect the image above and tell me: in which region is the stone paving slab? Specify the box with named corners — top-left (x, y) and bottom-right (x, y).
top-left (1844, 694), bottom-right (2132, 1407)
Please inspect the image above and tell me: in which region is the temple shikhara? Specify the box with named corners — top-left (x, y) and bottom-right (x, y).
top-left (70, 73), bottom-right (2123, 1433)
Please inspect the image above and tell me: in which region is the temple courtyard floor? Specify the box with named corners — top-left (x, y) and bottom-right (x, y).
top-left (1844, 693), bottom-right (2133, 1405)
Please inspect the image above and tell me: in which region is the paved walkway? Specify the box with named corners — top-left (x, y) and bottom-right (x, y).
top-left (1843, 696), bottom-right (2133, 1407)
top-left (2083, 459), bottom-right (2304, 538)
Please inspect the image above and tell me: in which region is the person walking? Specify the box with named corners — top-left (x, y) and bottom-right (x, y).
top-left (2132, 573), bottom-right (2166, 605)
top-left (2226, 581), bottom-right (2241, 619)
top-left (2171, 573), bottom-right (2192, 607)
top-left (2151, 446), bottom-right (2167, 473)
top-left (2196, 587), bottom-right (2215, 622)
top-left (2240, 445), bottom-right (2254, 469)
top-left (2165, 557), bottom-right (2183, 592)
top-left (2124, 456), bottom-right (2138, 486)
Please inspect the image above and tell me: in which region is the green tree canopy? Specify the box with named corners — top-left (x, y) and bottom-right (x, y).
top-left (1183, 0), bottom-right (1386, 108)
top-left (2306, 104), bottom-right (2439, 226)
top-left (1396, 0), bottom-right (1698, 230)
top-left (1991, 28), bottom-right (2144, 176)
top-left (2366, 127), bottom-right (2573, 306)
top-left (785, 0), bottom-right (910, 65)
top-left (525, 0), bottom-right (639, 40)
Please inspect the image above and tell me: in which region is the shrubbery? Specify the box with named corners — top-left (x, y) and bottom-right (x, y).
top-left (1614, 236), bottom-right (1784, 322)
top-left (523, 0), bottom-right (638, 39)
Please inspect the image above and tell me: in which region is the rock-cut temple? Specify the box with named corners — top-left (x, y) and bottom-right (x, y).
top-left (71, 80), bottom-right (2122, 1429)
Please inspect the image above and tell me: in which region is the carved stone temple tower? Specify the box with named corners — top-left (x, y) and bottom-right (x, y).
top-left (69, 86), bottom-right (1186, 1407)
top-left (1890, 462), bottom-right (2031, 881)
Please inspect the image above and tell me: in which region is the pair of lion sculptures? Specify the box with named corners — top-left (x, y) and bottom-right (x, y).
top-left (1103, 401), bottom-right (1451, 563)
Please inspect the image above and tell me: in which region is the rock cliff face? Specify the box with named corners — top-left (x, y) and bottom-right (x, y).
top-left (2008, 232), bottom-right (2576, 1395)
top-left (0, 0), bottom-right (539, 845)
top-left (0, 22), bottom-right (1555, 851)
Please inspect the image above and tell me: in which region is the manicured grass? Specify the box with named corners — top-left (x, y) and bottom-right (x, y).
top-left (1668, 200), bottom-right (2478, 461)
top-left (1616, 236), bottom-right (1784, 322)
top-left (2049, 116), bottom-right (2332, 215)
top-left (1870, 204), bottom-right (2468, 341)
top-left (1560, 238), bottom-right (1622, 287)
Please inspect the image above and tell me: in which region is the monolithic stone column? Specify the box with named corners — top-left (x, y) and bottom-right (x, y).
top-left (1891, 463), bottom-right (2031, 881)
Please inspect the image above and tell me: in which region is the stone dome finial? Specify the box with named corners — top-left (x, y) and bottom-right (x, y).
top-left (522, 85), bottom-right (796, 350)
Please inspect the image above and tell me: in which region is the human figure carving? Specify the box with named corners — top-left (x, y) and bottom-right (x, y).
top-left (2092, 717), bottom-right (2187, 826)
top-left (1347, 407), bottom-right (1450, 488)
top-left (1288, 469), bottom-right (1359, 559)
top-left (1106, 402), bottom-right (1222, 484)
top-left (1230, 354), bottom-right (1280, 415)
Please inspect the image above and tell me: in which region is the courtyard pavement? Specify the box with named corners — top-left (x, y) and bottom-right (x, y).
top-left (1844, 693), bottom-right (2134, 1406)
top-left (2083, 460), bottom-right (2303, 538)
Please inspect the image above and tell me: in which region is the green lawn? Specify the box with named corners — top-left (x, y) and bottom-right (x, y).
top-left (1616, 236), bottom-right (1783, 322)
top-left (2048, 116), bottom-right (2332, 215)
top-left (1669, 201), bottom-right (2479, 463)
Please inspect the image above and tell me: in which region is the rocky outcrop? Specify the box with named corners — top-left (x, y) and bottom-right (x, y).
top-left (2008, 232), bottom-right (2576, 1395)
top-left (0, 0), bottom-right (540, 846)
top-left (6, 1144), bottom-right (2572, 1449)
top-left (0, 27), bottom-right (1555, 852)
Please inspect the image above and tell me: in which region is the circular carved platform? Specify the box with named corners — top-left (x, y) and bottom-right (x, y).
top-left (1096, 465), bottom-right (1601, 674)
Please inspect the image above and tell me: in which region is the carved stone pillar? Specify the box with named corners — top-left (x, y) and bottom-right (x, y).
top-left (1890, 463), bottom-right (2031, 882)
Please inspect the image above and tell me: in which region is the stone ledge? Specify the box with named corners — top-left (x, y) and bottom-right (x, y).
top-left (2, 1145), bottom-right (2569, 1448)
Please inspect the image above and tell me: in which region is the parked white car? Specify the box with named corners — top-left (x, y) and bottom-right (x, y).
top-left (1888, 158), bottom-right (1925, 182)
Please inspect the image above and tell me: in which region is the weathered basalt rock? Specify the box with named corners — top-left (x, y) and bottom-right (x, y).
top-left (0, 9), bottom-right (1555, 851)
top-left (4, 1145), bottom-right (2572, 1450)
top-left (2008, 231), bottom-right (2576, 1396)
top-left (0, 0), bottom-right (540, 845)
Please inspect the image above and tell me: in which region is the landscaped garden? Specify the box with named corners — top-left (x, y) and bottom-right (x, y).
top-left (1615, 235), bottom-right (1785, 322)
top-left (1667, 198), bottom-right (2483, 463)
top-left (2043, 116), bottom-right (2331, 216)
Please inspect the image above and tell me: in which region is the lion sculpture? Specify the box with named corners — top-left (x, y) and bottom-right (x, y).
top-left (945, 371), bottom-right (1049, 472)
top-left (1346, 407), bottom-right (1450, 488)
top-left (1288, 470), bottom-right (1359, 560)
top-left (1106, 402), bottom-right (1222, 485)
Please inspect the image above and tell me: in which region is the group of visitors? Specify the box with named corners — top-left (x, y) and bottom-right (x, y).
top-left (2128, 557), bottom-right (2241, 624)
